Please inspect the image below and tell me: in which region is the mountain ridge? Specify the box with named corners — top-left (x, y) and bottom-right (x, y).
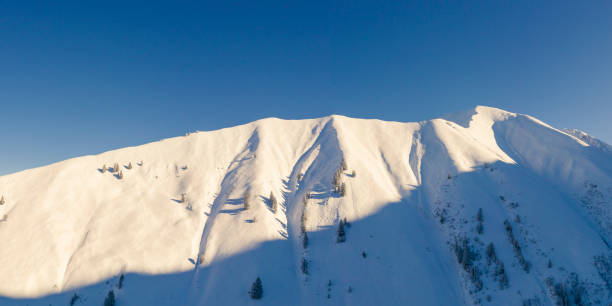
top-left (0, 106), bottom-right (611, 305)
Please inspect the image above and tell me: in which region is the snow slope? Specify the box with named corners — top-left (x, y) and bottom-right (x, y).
top-left (0, 106), bottom-right (611, 305)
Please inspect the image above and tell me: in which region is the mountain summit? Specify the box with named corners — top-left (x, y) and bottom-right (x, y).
top-left (1, 106), bottom-right (611, 305)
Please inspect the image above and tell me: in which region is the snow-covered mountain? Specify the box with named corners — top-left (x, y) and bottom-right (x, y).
top-left (0, 106), bottom-right (611, 306)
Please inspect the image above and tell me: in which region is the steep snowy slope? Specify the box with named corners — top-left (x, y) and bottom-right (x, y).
top-left (0, 106), bottom-right (610, 306)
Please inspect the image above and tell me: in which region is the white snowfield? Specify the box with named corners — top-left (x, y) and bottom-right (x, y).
top-left (0, 106), bottom-right (611, 305)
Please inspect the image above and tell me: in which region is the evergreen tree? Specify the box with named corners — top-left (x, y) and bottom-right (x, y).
top-left (301, 257), bottom-right (309, 275)
top-left (102, 165), bottom-right (107, 173)
top-left (113, 163), bottom-right (119, 173)
top-left (118, 274), bottom-right (125, 289)
top-left (486, 243), bottom-right (497, 265)
top-left (70, 293), bottom-right (79, 306)
top-left (127, 162), bottom-right (132, 169)
top-left (303, 232), bottom-right (309, 249)
top-left (180, 193), bottom-right (186, 203)
top-left (476, 222), bottom-right (483, 234)
top-left (104, 290), bottom-right (115, 306)
top-left (333, 169), bottom-right (341, 187)
top-left (300, 212), bottom-right (306, 234)
top-left (337, 220), bottom-right (346, 243)
top-left (338, 183), bottom-right (346, 197)
top-left (476, 208), bottom-right (484, 234)
top-left (497, 262), bottom-right (509, 289)
top-left (244, 190), bottom-right (250, 210)
top-left (117, 171), bottom-right (123, 180)
top-left (0, 196), bottom-right (4, 205)
top-left (270, 192), bottom-right (277, 213)
top-left (250, 277), bottom-right (263, 299)
top-left (341, 158), bottom-right (347, 171)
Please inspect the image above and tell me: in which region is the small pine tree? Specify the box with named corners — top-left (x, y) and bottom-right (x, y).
top-left (338, 182), bottom-right (346, 197)
top-left (102, 165), bottom-right (107, 173)
top-left (270, 192), bottom-right (277, 213)
top-left (486, 243), bottom-right (497, 265)
top-left (548, 259), bottom-right (552, 269)
top-left (477, 208), bottom-right (483, 222)
top-left (300, 213), bottom-right (306, 234)
top-left (104, 290), bottom-right (115, 306)
top-left (303, 232), bottom-right (309, 249)
top-left (70, 293), bottom-right (79, 306)
top-left (244, 190), bottom-right (250, 210)
top-left (301, 257), bottom-right (309, 275)
top-left (497, 262), bottom-right (509, 289)
top-left (250, 277), bottom-right (263, 299)
top-left (337, 221), bottom-right (346, 243)
top-left (341, 158), bottom-right (347, 171)
top-left (118, 274), bottom-right (125, 289)
top-left (351, 170), bottom-right (356, 177)
top-left (476, 222), bottom-right (483, 235)
top-left (117, 171), bottom-right (123, 180)
top-left (113, 163), bottom-right (119, 173)
top-left (180, 193), bottom-right (186, 203)
top-left (127, 162), bottom-right (132, 169)
top-left (0, 196), bottom-right (4, 205)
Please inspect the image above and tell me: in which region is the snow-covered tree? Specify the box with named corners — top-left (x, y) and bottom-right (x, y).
top-left (117, 171), bottom-right (123, 180)
top-left (102, 165), bottom-right (107, 173)
top-left (0, 196), bottom-right (5, 205)
top-left (127, 162), bottom-right (132, 169)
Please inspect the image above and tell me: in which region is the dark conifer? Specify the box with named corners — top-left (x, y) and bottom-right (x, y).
top-left (250, 277), bottom-right (263, 299)
top-left (337, 221), bottom-right (346, 243)
top-left (270, 192), bottom-right (277, 212)
top-left (104, 290), bottom-right (115, 306)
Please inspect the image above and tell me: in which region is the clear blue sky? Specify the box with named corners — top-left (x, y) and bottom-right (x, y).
top-left (1, 1), bottom-right (611, 175)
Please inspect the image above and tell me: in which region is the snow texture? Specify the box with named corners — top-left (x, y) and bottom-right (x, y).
top-left (0, 106), bottom-right (611, 305)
